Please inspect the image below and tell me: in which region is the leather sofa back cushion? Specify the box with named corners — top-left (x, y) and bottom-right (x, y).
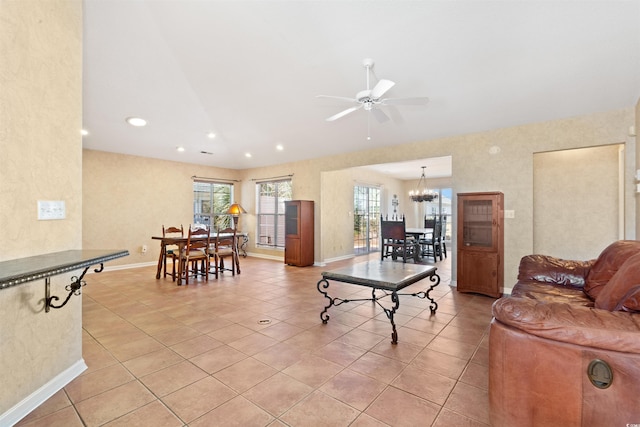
top-left (517, 254), bottom-right (592, 287)
top-left (584, 240), bottom-right (640, 300)
top-left (595, 252), bottom-right (640, 312)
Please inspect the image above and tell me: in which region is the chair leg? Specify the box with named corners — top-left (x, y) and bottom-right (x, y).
top-left (182, 258), bottom-right (189, 285)
top-left (165, 254), bottom-right (176, 281)
top-left (209, 255), bottom-right (218, 279)
top-left (163, 252), bottom-right (167, 277)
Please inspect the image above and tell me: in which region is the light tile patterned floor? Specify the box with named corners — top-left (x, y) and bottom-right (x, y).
top-left (16, 254), bottom-right (496, 427)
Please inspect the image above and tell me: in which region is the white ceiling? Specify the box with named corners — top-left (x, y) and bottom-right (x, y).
top-left (82, 0), bottom-right (640, 176)
top-left (360, 156), bottom-right (453, 180)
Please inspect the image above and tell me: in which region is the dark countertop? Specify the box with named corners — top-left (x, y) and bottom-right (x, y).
top-left (0, 249), bottom-right (129, 290)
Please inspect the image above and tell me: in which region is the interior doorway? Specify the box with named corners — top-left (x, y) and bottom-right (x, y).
top-left (354, 185), bottom-right (381, 254)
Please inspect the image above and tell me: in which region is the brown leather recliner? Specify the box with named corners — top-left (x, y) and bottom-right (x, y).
top-left (489, 240), bottom-right (640, 427)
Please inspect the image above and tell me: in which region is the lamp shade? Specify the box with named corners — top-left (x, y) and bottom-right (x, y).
top-left (227, 203), bottom-right (247, 216)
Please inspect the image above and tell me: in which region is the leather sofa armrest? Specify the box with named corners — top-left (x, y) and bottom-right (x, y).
top-left (492, 297), bottom-right (640, 353)
top-left (517, 254), bottom-right (595, 288)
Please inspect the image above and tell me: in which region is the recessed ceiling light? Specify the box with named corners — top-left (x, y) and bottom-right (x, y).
top-left (276, 144), bottom-right (284, 151)
top-left (176, 146), bottom-right (185, 152)
top-left (207, 132), bottom-right (216, 139)
top-left (126, 117), bottom-right (147, 127)
top-left (245, 153), bottom-right (252, 158)
top-left (81, 129), bottom-right (89, 136)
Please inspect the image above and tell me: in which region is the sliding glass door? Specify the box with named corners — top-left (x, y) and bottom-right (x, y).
top-left (354, 185), bottom-right (381, 254)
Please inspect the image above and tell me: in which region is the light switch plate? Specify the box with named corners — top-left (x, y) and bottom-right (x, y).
top-left (504, 210), bottom-right (515, 219)
top-left (38, 200), bottom-right (66, 220)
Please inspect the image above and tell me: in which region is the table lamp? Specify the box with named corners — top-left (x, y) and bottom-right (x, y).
top-left (227, 203), bottom-right (246, 229)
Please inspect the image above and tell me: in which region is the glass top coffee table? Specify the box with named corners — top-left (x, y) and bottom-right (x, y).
top-left (317, 260), bottom-right (440, 344)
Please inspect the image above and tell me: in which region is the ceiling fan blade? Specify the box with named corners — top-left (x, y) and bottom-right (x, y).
top-left (370, 79), bottom-right (395, 99)
top-left (326, 105), bottom-right (362, 122)
top-left (386, 105), bottom-right (405, 125)
top-left (370, 107), bottom-right (390, 123)
top-left (316, 95), bottom-right (358, 103)
top-left (380, 96), bottom-right (429, 105)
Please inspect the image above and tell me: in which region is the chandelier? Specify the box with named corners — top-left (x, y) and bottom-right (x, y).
top-left (409, 166), bottom-right (438, 203)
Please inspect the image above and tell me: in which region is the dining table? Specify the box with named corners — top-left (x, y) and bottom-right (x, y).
top-left (404, 227), bottom-right (433, 240)
top-left (404, 228), bottom-right (433, 260)
top-left (152, 231), bottom-right (248, 285)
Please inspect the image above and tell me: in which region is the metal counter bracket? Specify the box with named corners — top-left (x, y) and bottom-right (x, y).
top-left (45, 263), bottom-right (104, 312)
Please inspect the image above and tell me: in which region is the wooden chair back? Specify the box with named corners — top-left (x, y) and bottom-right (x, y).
top-left (424, 216), bottom-right (436, 229)
top-left (381, 216), bottom-right (406, 241)
top-left (214, 227), bottom-right (237, 253)
top-left (177, 225), bottom-right (210, 284)
top-left (163, 225), bottom-right (183, 238)
top-left (211, 227), bottom-right (238, 275)
top-left (380, 215), bottom-right (416, 263)
top-left (186, 225), bottom-right (210, 253)
top-left (162, 225), bottom-right (183, 280)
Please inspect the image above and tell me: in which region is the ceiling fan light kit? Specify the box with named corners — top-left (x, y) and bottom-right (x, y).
top-left (317, 58), bottom-right (429, 138)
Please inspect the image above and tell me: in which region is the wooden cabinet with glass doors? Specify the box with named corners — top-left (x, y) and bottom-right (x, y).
top-left (284, 200), bottom-right (314, 266)
top-left (456, 192), bottom-right (504, 298)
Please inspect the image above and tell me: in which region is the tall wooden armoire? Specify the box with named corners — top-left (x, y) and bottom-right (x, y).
top-left (284, 200), bottom-right (314, 266)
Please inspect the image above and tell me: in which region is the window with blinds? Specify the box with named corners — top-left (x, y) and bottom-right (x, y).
top-left (256, 179), bottom-right (292, 248)
top-left (193, 181), bottom-right (234, 230)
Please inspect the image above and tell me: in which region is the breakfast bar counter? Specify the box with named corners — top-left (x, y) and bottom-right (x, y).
top-left (0, 249), bottom-right (129, 290)
top-left (0, 249), bottom-right (128, 425)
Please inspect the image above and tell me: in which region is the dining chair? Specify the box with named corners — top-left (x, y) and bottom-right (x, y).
top-left (380, 215), bottom-right (417, 263)
top-left (177, 224), bottom-right (210, 285)
top-left (439, 215), bottom-right (447, 259)
top-left (419, 220), bottom-right (442, 262)
top-left (424, 216), bottom-right (436, 229)
top-left (162, 224), bottom-right (183, 281)
top-left (209, 227), bottom-right (239, 277)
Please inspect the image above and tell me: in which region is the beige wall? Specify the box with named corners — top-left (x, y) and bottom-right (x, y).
top-left (83, 108), bottom-right (635, 290)
top-left (320, 167), bottom-right (405, 262)
top-left (82, 150), bottom-right (238, 266)
top-left (0, 0), bottom-right (83, 418)
top-left (534, 145), bottom-right (622, 260)
top-left (1, 0), bottom-right (637, 421)
top-left (449, 109), bottom-right (635, 285)
top-left (1, 0), bottom-right (82, 259)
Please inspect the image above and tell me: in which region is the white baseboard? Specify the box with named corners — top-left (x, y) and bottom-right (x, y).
top-left (1, 359), bottom-right (87, 426)
top-left (100, 261), bottom-right (157, 272)
top-left (323, 254), bottom-right (356, 264)
top-left (244, 251), bottom-right (284, 262)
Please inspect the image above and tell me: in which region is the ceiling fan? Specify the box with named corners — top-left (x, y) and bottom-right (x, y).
top-left (317, 58), bottom-right (429, 125)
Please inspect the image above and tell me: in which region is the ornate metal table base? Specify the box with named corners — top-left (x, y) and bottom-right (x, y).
top-left (317, 261), bottom-right (440, 344)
